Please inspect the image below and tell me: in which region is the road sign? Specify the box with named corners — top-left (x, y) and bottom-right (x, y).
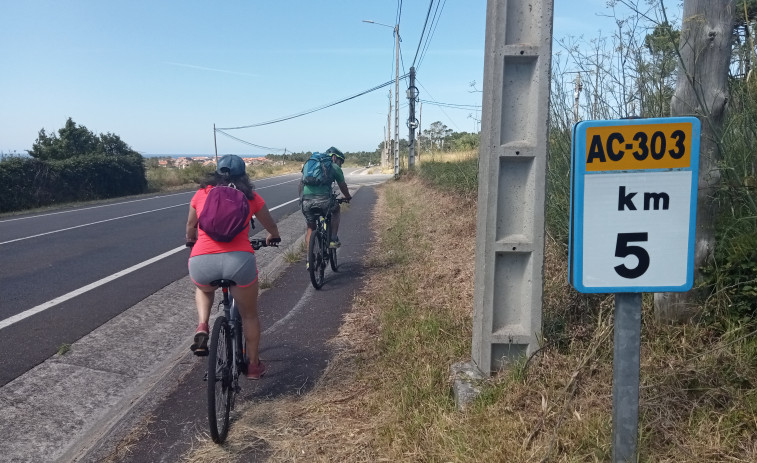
top-left (569, 117), bottom-right (701, 293)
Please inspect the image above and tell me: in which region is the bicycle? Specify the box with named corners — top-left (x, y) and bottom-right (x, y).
top-left (202, 237), bottom-right (279, 443)
top-left (308, 195), bottom-right (349, 290)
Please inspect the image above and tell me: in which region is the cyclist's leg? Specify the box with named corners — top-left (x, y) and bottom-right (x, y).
top-left (305, 224), bottom-right (315, 254)
top-left (330, 202), bottom-right (342, 245)
top-left (301, 196), bottom-right (317, 254)
top-left (224, 252), bottom-right (265, 378)
top-left (195, 287), bottom-right (214, 326)
top-left (230, 281), bottom-right (263, 376)
top-left (189, 255), bottom-right (221, 354)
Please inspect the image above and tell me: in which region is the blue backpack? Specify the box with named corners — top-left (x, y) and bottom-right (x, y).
top-left (198, 185), bottom-right (250, 242)
top-left (302, 152), bottom-right (334, 186)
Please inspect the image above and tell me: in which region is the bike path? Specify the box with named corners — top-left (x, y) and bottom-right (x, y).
top-left (105, 186), bottom-right (377, 463)
top-left (0, 185), bottom-right (377, 462)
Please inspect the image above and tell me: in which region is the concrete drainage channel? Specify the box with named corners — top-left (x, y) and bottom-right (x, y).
top-left (0, 209), bottom-right (308, 463)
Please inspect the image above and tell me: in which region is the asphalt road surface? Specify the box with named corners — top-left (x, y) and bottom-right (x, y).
top-left (0, 168), bottom-right (389, 462)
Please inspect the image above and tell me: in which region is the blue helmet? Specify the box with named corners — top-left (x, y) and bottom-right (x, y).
top-left (216, 154), bottom-right (246, 177)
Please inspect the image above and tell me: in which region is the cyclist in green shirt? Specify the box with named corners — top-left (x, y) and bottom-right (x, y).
top-left (300, 146), bottom-right (352, 256)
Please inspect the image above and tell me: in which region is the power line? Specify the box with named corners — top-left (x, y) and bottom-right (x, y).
top-left (416, 0), bottom-right (446, 70)
top-left (214, 129), bottom-right (286, 153)
top-left (412, 0), bottom-right (436, 67)
top-left (416, 78), bottom-right (461, 131)
top-left (216, 75), bottom-right (408, 131)
top-left (419, 99), bottom-right (481, 110)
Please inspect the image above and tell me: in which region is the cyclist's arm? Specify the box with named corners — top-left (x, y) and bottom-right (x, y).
top-left (337, 181), bottom-right (352, 201)
top-left (253, 204), bottom-right (281, 245)
top-left (186, 205), bottom-right (199, 243)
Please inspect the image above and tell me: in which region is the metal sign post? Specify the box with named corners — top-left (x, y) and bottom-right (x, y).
top-left (569, 117), bottom-right (701, 461)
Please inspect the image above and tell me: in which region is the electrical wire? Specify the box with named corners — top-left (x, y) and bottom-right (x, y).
top-left (416, 0), bottom-right (446, 70)
top-left (216, 75), bottom-right (408, 131)
top-left (419, 99), bottom-right (481, 110)
top-left (412, 0), bottom-right (436, 67)
top-left (214, 129), bottom-right (286, 152)
top-left (416, 78), bottom-right (461, 131)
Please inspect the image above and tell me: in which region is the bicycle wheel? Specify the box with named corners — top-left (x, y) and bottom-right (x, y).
top-left (207, 316), bottom-right (233, 444)
top-left (329, 245), bottom-right (338, 272)
top-left (308, 227), bottom-right (325, 289)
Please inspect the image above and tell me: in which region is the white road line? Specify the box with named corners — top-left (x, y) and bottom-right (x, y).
top-left (0, 198), bottom-right (300, 331)
top-left (0, 174), bottom-right (300, 223)
top-left (263, 282), bottom-right (315, 335)
top-left (0, 246), bottom-right (187, 331)
top-left (0, 192), bottom-right (191, 223)
top-left (0, 204), bottom-right (184, 246)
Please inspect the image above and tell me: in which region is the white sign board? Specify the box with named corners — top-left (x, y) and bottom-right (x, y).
top-left (569, 117), bottom-right (701, 293)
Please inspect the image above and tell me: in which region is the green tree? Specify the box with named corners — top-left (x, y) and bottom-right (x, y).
top-left (448, 132), bottom-right (480, 151)
top-left (640, 22), bottom-right (680, 117)
top-left (423, 121), bottom-right (453, 151)
top-left (27, 117), bottom-right (140, 160)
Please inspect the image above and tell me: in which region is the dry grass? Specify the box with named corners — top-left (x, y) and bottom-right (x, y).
top-left (182, 172), bottom-right (757, 462)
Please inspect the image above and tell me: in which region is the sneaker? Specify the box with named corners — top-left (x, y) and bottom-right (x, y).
top-left (329, 238), bottom-right (341, 249)
top-left (190, 323), bottom-right (209, 356)
top-left (247, 360), bottom-right (266, 380)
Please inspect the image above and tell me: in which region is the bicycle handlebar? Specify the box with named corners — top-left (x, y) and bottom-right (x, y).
top-left (250, 237), bottom-right (281, 250)
top-left (185, 238), bottom-right (281, 250)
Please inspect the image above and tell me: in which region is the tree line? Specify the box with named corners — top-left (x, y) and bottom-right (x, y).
top-left (0, 118), bottom-right (146, 212)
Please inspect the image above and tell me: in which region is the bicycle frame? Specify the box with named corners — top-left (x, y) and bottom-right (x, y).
top-left (308, 195), bottom-right (346, 289)
top-left (205, 237), bottom-right (278, 444)
top-left (221, 285), bottom-right (246, 391)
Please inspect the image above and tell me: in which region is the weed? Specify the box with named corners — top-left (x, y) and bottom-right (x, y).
top-left (57, 343), bottom-right (71, 355)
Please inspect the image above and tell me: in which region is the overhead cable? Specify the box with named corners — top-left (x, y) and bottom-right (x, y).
top-left (216, 74), bottom-right (408, 131)
top-left (412, 0), bottom-right (436, 67)
top-left (416, 0), bottom-right (447, 70)
top-left (419, 99), bottom-right (482, 110)
top-left (215, 129), bottom-right (286, 152)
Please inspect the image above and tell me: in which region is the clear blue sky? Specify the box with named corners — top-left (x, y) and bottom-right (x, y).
top-left (1, 0), bottom-right (621, 156)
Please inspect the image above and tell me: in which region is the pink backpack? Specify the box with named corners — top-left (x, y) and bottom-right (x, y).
top-left (198, 185), bottom-right (250, 242)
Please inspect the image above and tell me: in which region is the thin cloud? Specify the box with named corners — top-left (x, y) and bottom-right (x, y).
top-left (166, 62), bottom-right (258, 77)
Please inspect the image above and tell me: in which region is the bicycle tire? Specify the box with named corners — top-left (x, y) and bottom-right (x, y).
top-left (308, 227), bottom-right (325, 289)
top-left (329, 246), bottom-right (338, 272)
top-left (207, 316), bottom-right (233, 443)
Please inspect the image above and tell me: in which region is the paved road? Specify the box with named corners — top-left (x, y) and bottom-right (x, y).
top-left (0, 172), bottom-right (303, 387)
top-left (0, 168), bottom-right (389, 462)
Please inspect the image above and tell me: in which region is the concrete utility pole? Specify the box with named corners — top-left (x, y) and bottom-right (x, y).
top-left (386, 90), bottom-right (392, 169)
top-left (407, 66), bottom-right (419, 168)
top-left (363, 19), bottom-right (400, 173)
top-left (418, 100), bottom-right (422, 157)
top-left (393, 24), bottom-right (400, 177)
top-left (573, 73), bottom-right (582, 124)
top-left (213, 124), bottom-right (218, 163)
top-left (471, 0), bottom-right (554, 374)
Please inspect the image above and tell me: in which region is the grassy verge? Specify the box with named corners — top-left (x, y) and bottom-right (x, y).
top-left (145, 161), bottom-right (301, 192)
top-left (182, 154), bottom-right (756, 462)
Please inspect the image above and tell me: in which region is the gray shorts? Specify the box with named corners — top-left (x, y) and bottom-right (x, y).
top-left (301, 195), bottom-right (339, 226)
top-left (188, 251), bottom-right (258, 288)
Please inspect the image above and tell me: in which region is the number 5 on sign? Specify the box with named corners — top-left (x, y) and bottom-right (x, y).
top-left (568, 117), bottom-right (701, 293)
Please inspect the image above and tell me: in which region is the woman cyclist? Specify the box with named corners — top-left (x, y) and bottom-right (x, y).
top-left (185, 154), bottom-right (280, 379)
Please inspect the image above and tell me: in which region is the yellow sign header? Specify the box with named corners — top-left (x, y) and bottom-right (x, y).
top-left (584, 122), bottom-right (693, 171)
